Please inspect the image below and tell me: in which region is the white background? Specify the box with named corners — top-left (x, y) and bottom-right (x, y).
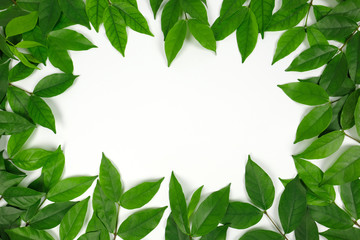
top-left (3, 0), bottom-right (354, 239)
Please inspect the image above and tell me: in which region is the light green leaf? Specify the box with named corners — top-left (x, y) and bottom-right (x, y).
top-left (78, 231), bottom-right (101, 240)
top-left (266, 3), bottom-right (308, 31)
top-left (9, 62), bottom-right (36, 83)
top-left (220, 0), bottom-right (245, 19)
top-left (9, 46), bottom-right (38, 69)
top-left (12, 148), bottom-right (53, 171)
top-left (188, 19), bottom-right (216, 52)
top-left (309, 203), bottom-right (353, 229)
top-left (3, 187), bottom-right (45, 209)
top-left (341, 90), bottom-right (360, 129)
top-left (33, 73), bottom-right (78, 98)
top-left (320, 228), bottom-right (360, 240)
top-left (5, 11), bottom-right (38, 37)
top-left (239, 230), bottom-right (283, 240)
top-left (314, 15), bottom-right (358, 42)
top-left (39, 0), bottom-right (61, 35)
top-left (165, 20), bottom-right (187, 66)
top-left (249, 0), bottom-right (275, 38)
top-left (179, 0), bottom-right (208, 24)
top-left (221, 201), bottom-right (262, 229)
top-left (187, 185), bottom-right (203, 219)
top-left (86, 213), bottom-right (110, 240)
top-left (42, 146), bottom-right (65, 191)
top-left (58, 0), bottom-right (90, 28)
top-left (48, 44), bottom-right (73, 73)
top-left (7, 128), bottom-right (34, 158)
top-left (86, 0), bottom-right (108, 32)
top-left (200, 225), bottom-right (228, 240)
top-left (340, 179), bottom-right (360, 220)
top-left (6, 227), bottom-right (54, 240)
top-left (99, 153), bottom-right (122, 202)
top-left (165, 214), bottom-right (188, 240)
top-left (347, 32), bottom-right (360, 83)
top-left (15, 41), bottom-right (44, 49)
top-left (28, 95), bottom-right (56, 133)
top-left (0, 171), bottom-right (25, 195)
top-left (273, 27), bottom-right (305, 64)
top-left (48, 29), bottom-right (96, 51)
top-left (0, 111), bottom-right (34, 135)
top-left (307, 26), bottom-right (328, 47)
top-left (161, 0), bottom-right (182, 38)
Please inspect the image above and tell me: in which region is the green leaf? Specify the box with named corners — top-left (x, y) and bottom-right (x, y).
top-left (30, 202), bottom-right (76, 229)
top-left (340, 179), bottom-right (360, 220)
top-left (0, 61), bottom-right (9, 103)
top-left (42, 146), bottom-right (65, 191)
top-left (169, 172), bottom-right (190, 234)
top-left (113, 1), bottom-right (153, 36)
top-left (188, 19), bottom-right (216, 52)
top-left (286, 45), bottom-right (338, 72)
top-left (307, 27), bottom-right (328, 47)
top-left (1, 157), bottom-right (25, 176)
top-left (266, 3), bottom-right (308, 31)
top-left (0, 34), bottom-right (14, 58)
top-left (78, 231), bottom-right (101, 240)
top-left (28, 95), bottom-right (56, 133)
top-left (48, 44), bottom-right (73, 73)
top-left (236, 8), bottom-right (258, 63)
top-left (7, 86), bottom-right (31, 119)
top-left (86, 0), bottom-right (108, 32)
top-left (150, 0), bottom-right (164, 18)
top-left (239, 230), bottom-right (283, 240)
top-left (329, 0), bottom-right (360, 22)
top-left (5, 11), bottom-right (38, 37)
top-left (33, 73), bottom-right (78, 98)
top-left (221, 201), bottom-right (262, 229)
top-left (48, 30), bottom-right (96, 52)
top-left (312, 5), bottom-right (331, 21)
top-left (99, 153), bottom-right (122, 202)
top-left (16, 0), bottom-right (41, 11)
top-left (296, 131), bottom-right (344, 159)
top-left (0, 207), bottom-right (24, 225)
top-left (321, 228), bottom-right (360, 240)
top-left (245, 156), bottom-right (275, 210)
top-left (86, 213), bottom-right (110, 240)
top-left (314, 15), bottom-right (358, 42)
top-left (323, 146), bottom-right (360, 185)
top-left (278, 82), bottom-right (329, 106)
top-left (309, 203), bottom-right (353, 229)
top-left (9, 46), bottom-right (39, 69)
top-left (103, 6), bottom-right (127, 56)
top-left (179, 0), bottom-right (208, 24)
top-left (12, 148), bottom-right (53, 171)
top-left (0, 171), bottom-right (25, 194)
top-left (165, 214), bottom-right (188, 240)
top-left (165, 20), bottom-right (187, 66)
top-left (6, 227), bottom-right (54, 240)
top-left (38, 0), bottom-right (61, 35)
top-left (295, 211), bottom-right (319, 240)
top-left (9, 62), bottom-right (36, 82)
top-left (22, 27), bottom-right (48, 64)
top-left (273, 27), bottom-right (305, 64)
top-left (0, 5), bottom-right (27, 27)
top-left (0, 0), bottom-right (12, 10)
top-left (58, 0), bottom-right (90, 29)
top-left (121, 177), bottom-right (164, 209)
top-left (118, 207), bottom-right (167, 240)
top-left (295, 104), bottom-right (332, 143)
top-left (278, 178), bottom-right (307, 233)
top-left (0, 111), bottom-right (34, 135)
top-left (59, 197), bottom-right (89, 240)
top-left (200, 225), bottom-right (228, 240)
top-left (341, 90), bottom-right (360, 129)
top-left (219, 0), bottom-right (245, 19)
top-left (356, 96), bottom-right (360, 137)
top-left (347, 32), bottom-right (360, 84)
top-left (3, 187), bottom-right (45, 209)
top-left (191, 185), bottom-right (230, 236)
top-left (187, 185), bottom-right (203, 219)
top-left (249, 0), bottom-right (274, 38)
top-left (92, 181), bottom-right (116, 232)
top-left (323, 96), bottom-right (347, 134)
top-left (161, 0), bottom-right (182, 38)
top-left (47, 176), bottom-right (97, 202)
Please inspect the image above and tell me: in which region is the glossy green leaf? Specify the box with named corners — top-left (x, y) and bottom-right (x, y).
top-left (267, 3), bottom-right (308, 31)
top-left (0, 5), bottom-right (27, 27)
top-left (179, 0), bottom-right (208, 24)
top-left (118, 207), bottom-right (167, 240)
top-left (12, 148), bottom-right (53, 171)
top-left (286, 45), bottom-right (337, 72)
top-left (42, 146), bottom-right (65, 191)
top-left (295, 211), bottom-right (319, 240)
top-left (341, 90), bottom-right (360, 129)
top-left (9, 62), bottom-right (36, 82)
top-left (48, 29), bottom-right (96, 51)
top-left (3, 187), bottom-right (44, 209)
top-left (48, 44), bottom-right (73, 73)
top-left (200, 225), bottom-right (228, 240)
top-left (340, 179), bottom-right (360, 220)
top-left (250, 0), bottom-right (274, 38)
top-left (0, 171), bottom-right (25, 194)
top-left (307, 27), bottom-right (328, 47)
top-left (6, 227), bottom-right (54, 240)
top-left (165, 20), bottom-right (187, 66)
top-left (323, 96), bottom-right (347, 134)
top-left (165, 214), bottom-right (188, 240)
top-left (239, 230), bottom-right (283, 240)
top-left (312, 5), bottom-right (331, 21)
top-left (5, 11), bottom-right (38, 37)
top-left (347, 32), bottom-right (360, 83)
top-left (7, 127), bottom-right (34, 158)
top-left (0, 207), bottom-right (24, 225)
top-left (309, 203), bottom-right (353, 229)
top-left (295, 104), bottom-right (332, 143)
top-left (219, 0), bottom-right (245, 19)
top-left (150, 0), bottom-right (164, 18)
top-left (86, 0), bottom-right (108, 32)
top-left (221, 201), bottom-right (262, 229)
top-left (59, 197), bottom-right (89, 240)
top-left (320, 228), bottom-right (360, 240)
top-left (38, 0), bottom-right (61, 35)
top-left (47, 176), bottom-right (97, 202)
top-left (78, 231), bottom-right (101, 240)
top-left (30, 202), bottom-right (76, 229)
top-left (273, 27), bottom-right (305, 64)
top-left (245, 156), bottom-right (275, 210)
top-left (188, 19), bottom-right (216, 52)
top-left (22, 26), bottom-right (48, 64)
top-left (33, 73), bottom-right (78, 98)
top-left (9, 46), bottom-right (38, 69)
top-left (99, 153), bottom-right (122, 202)
top-left (103, 6), bottom-right (127, 56)
top-left (58, 0), bottom-right (90, 28)
top-left (187, 185), bottom-right (203, 219)
top-left (191, 185), bottom-right (230, 236)
top-left (28, 95), bottom-right (56, 133)
top-left (0, 111), bottom-right (34, 135)
top-left (6, 85), bottom-right (31, 119)
top-left (314, 15), bottom-right (358, 42)
top-left (86, 213), bottom-right (110, 240)
top-left (161, 0), bottom-right (182, 38)
top-left (356, 96), bottom-right (360, 137)
top-left (329, 0), bottom-right (360, 22)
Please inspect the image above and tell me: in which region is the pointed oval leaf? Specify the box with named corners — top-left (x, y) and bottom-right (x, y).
top-left (33, 73), bottom-right (78, 98)
top-left (3, 187), bottom-right (45, 209)
top-left (340, 179), bottom-right (360, 220)
top-left (314, 15), bottom-right (358, 42)
top-left (6, 227), bottom-right (54, 240)
top-left (12, 148), bottom-right (53, 171)
top-left (320, 228), bottom-right (360, 240)
top-left (188, 19), bottom-right (216, 52)
top-left (250, 0), bottom-right (275, 38)
top-left (179, 0), bottom-right (208, 24)
top-left (86, 0), bottom-right (108, 32)
top-left (346, 32), bottom-right (360, 83)
top-left (267, 3), bottom-right (308, 31)
top-left (0, 111), bottom-right (34, 135)
top-left (239, 230), bottom-right (283, 240)
top-left (221, 201), bottom-right (263, 229)
top-left (341, 90), bottom-right (360, 129)
top-left (295, 211), bottom-right (319, 240)
top-left (28, 95), bottom-right (56, 133)
top-left (200, 225), bottom-right (228, 240)
top-left (0, 171), bottom-right (25, 195)
top-left (187, 185), bottom-right (204, 219)
top-left (309, 203), bottom-right (353, 229)
top-left (5, 11), bottom-right (38, 37)
top-left (273, 27), bottom-right (305, 64)
top-left (58, 0), bottom-right (90, 28)
top-left (161, 0), bottom-right (182, 38)
top-left (165, 20), bottom-right (187, 66)
top-left (99, 153), bottom-right (122, 202)
top-left (165, 214), bottom-right (188, 240)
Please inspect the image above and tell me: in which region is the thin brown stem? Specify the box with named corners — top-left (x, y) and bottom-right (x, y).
top-left (11, 0), bottom-right (16, 5)
top-left (354, 220), bottom-right (360, 228)
top-left (264, 211), bottom-right (289, 240)
top-left (344, 132), bottom-right (360, 144)
top-left (113, 203), bottom-right (121, 240)
top-left (304, 0), bottom-right (313, 29)
top-left (8, 83), bottom-right (32, 95)
top-left (339, 25), bottom-right (360, 52)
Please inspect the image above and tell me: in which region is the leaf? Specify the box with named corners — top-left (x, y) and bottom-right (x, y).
top-left (179, 0), bottom-right (208, 24)
top-left (0, 34), bottom-right (14, 58)
top-left (278, 178), bottom-right (307, 233)
top-left (169, 172), bottom-right (190, 234)
top-left (340, 179), bottom-right (360, 220)
top-left (30, 202), bottom-right (76, 229)
top-left (47, 176), bottom-right (97, 202)
top-left (86, 0), bottom-right (108, 32)
top-left (245, 156), bottom-right (275, 210)
top-left (12, 148), bottom-right (53, 171)
top-left (42, 146), bottom-right (65, 191)
top-left (121, 177), bottom-right (164, 209)
top-left (273, 27), bottom-right (305, 64)
top-left (99, 153), bottom-right (122, 202)
top-left (6, 227), bottom-right (54, 240)
top-left (78, 231), bottom-right (101, 240)
top-left (295, 104), bottom-right (332, 143)
top-left (58, 0), bottom-right (90, 29)
top-left (236, 8), bottom-right (258, 63)
top-left (86, 213), bottom-right (110, 240)
top-left (48, 44), bottom-right (73, 73)
top-left (5, 11), bottom-right (38, 37)
top-left (312, 5), bottom-right (331, 21)
top-left (296, 131), bottom-right (345, 159)
top-left (118, 207), bottom-right (167, 240)
top-left (278, 82), bottom-right (329, 106)
top-left (3, 187), bottom-right (45, 209)
top-left (9, 62), bottom-right (36, 82)
top-left (323, 96), bottom-right (348, 134)
top-left (165, 214), bottom-right (188, 240)
top-left (266, 3), bottom-right (308, 31)
top-left (239, 230), bottom-right (283, 240)
top-left (191, 185), bottom-right (230, 236)
top-left (165, 20), bottom-right (187, 66)
top-left (0, 5), bottom-right (27, 27)
top-left (329, 0), bottom-right (360, 22)
top-left (221, 201), bottom-right (262, 229)
top-left (48, 29), bottom-right (96, 51)
top-left (150, 0), bottom-right (164, 18)
top-left (0, 171), bottom-right (25, 194)
top-left (28, 95), bottom-right (56, 133)
top-left (286, 45), bottom-right (338, 72)
top-left (309, 203), bottom-right (353, 229)
top-left (22, 27), bottom-right (48, 64)
top-left (103, 6), bottom-right (127, 56)
top-left (347, 32), bottom-right (360, 83)
top-left (187, 185), bottom-right (204, 219)
top-left (295, 211), bottom-right (319, 240)
top-left (341, 90), bottom-right (360, 129)
top-left (92, 181), bottom-right (116, 232)
top-left (113, 1), bottom-right (153, 36)
top-left (16, 0), bottom-right (41, 11)
top-left (323, 146), bottom-right (360, 185)
top-left (161, 0), bottom-right (182, 38)
top-left (33, 73), bottom-right (78, 98)
top-left (7, 86), bottom-right (31, 119)
top-left (59, 197), bottom-right (89, 240)
top-left (200, 225), bottom-right (228, 240)
top-left (0, 111), bottom-right (34, 135)
top-left (0, 61), bottom-right (9, 103)
top-left (249, 0), bottom-right (274, 38)
top-left (38, 0), bottom-right (61, 35)
top-left (320, 228), bottom-right (360, 240)
top-left (314, 15), bottom-right (358, 42)
top-left (307, 27), bottom-right (328, 47)
top-left (219, 0), bottom-right (245, 19)
top-left (188, 19), bottom-right (216, 52)
top-left (9, 46), bottom-right (39, 69)
top-left (0, 0), bottom-right (12, 10)
top-left (0, 207), bottom-right (24, 225)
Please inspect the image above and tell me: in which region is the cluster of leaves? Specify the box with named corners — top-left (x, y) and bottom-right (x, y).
top-left (1, 0), bottom-right (360, 239)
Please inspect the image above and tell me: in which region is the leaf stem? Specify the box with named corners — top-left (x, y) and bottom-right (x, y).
top-left (264, 211), bottom-right (289, 240)
top-left (113, 203), bottom-right (121, 240)
top-left (354, 220), bottom-right (360, 228)
top-left (11, 0), bottom-right (16, 5)
top-left (8, 83), bottom-right (33, 95)
top-left (339, 25), bottom-right (360, 52)
top-left (343, 132), bottom-right (360, 144)
top-left (304, 0), bottom-right (313, 29)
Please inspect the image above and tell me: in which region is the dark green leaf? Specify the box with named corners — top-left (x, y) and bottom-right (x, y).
top-left (314, 15), bottom-right (358, 42)
top-left (307, 27), bottom-right (328, 47)
top-left (5, 11), bottom-right (38, 37)
top-left (161, 0), bottom-right (182, 38)
top-left (150, 0), bottom-right (164, 18)
top-left (346, 32), bottom-right (360, 83)
top-left (33, 73), bottom-right (78, 98)
top-left (6, 227), bottom-right (54, 240)
top-left (250, 0), bottom-right (274, 38)
top-left (295, 211), bottom-right (319, 240)
top-left (267, 3), bottom-right (308, 31)
top-left (0, 207), bottom-right (24, 225)
top-left (179, 0), bottom-right (208, 24)
top-left (86, 0), bottom-right (108, 32)
top-left (0, 34), bottom-right (14, 58)
top-left (309, 203), bottom-right (353, 229)
top-left (323, 95), bottom-right (347, 134)
top-left (356, 96), bottom-right (360, 137)
top-left (341, 90), bottom-right (360, 129)
top-left (340, 179), bottom-right (360, 220)
top-left (0, 171), bottom-right (25, 194)
top-left (3, 187), bottom-right (44, 209)
top-left (42, 146), bottom-right (65, 191)
top-left (329, 0), bottom-right (360, 22)
top-left (239, 230), bottom-right (283, 240)
top-left (38, 0), bottom-right (61, 35)
top-left (99, 153), bottom-right (122, 202)
top-left (0, 0), bottom-right (12, 10)
top-left (187, 185), bottom-right (203, 219)
top-left (17, 0), bottom-right (41, 11)
top-left (165, 20), bottom-right (187, 66)
top-left (58, 0), bottom-right (90, 28)
top-left (165, 214), bottom-right (188, 240)
top-left (188, 19), bottom-right (216, 52)
top-left (200, 225), bottom-right (228, 240)
top-left (221, 201), bottom-right (262, 229)
top-left (313, 5), bottom-right (331, 21)
top-left (0, 5), bottom-right (27, 27)
top-left (7, 86), bottom-right (31, 119)
top-left (0, 111), bottom-right (34, 135)
top-left (273, 27), bottom-right (305, 64)
top-left (320, 228), bottom-right (360, 240)
top-left (78, 231), bottom-right (101, 240)
top-left (0, 61), bottom-right (9, 103)
top-left (22, 26), bottom-right (48, 64)
top-left (28, 95), bottom-right (56, 133)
